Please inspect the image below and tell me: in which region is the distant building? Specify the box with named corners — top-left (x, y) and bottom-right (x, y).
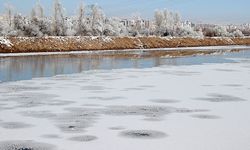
top-left (120, 19), bottom-right (151, 29)
top-left (194, 23), bottom-right (216, 29)
top-left (181, 21), bottom-right (192, 28)
top-left (121, 19), bottom-right (129, 27)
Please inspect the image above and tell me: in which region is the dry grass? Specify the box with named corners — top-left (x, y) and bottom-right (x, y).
top-left (1, 36), bottom-right (250, 54)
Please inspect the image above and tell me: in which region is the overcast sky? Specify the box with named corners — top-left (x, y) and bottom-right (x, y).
top-left (0, 0), bottom-right (249, 24)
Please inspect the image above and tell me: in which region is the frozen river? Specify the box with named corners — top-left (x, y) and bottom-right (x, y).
top-left (0, 48), bottom-right (250, 150)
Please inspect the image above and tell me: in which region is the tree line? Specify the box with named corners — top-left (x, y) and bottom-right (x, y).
top-left (0, 0), bottom-right (248, 37)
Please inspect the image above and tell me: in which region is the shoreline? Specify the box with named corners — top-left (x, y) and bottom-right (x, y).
top-left (1, 36), bottom-right (250, 55)
top-left (0, 45), bottom-right (249, 58)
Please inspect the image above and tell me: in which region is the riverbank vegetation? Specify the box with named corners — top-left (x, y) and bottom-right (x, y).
top-left (1, 36), bottom-right (250, 53)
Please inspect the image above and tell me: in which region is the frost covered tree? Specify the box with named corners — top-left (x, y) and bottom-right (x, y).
top-left (31, 0), bottom-right (44, 19)
top-left (127, 14), bottom-right (139, 36)
top-left (87, 4), bottom-right (105, 36)
top-left (153, 9), bottom-right (205, 37)
top-left (154, 9), bottom-right (182, 36)
top-left (176, 25), bottom-right (203, 38)
top-left (64, 17), bottom-right (76, 36)
top-left (201, 25), bottom-right (240, 37)
top-left (103, 17), bottom-right (127, 36)
top-left (52, 0), bottom-right (66, 36)
top-left (103, 18), bottom-right (118, 36)
top-left (13, 14), bottom-right (44, 37)
top-left (36, 0), bottom-right (44, 18)
top-left (74, 2), bottom-right (88, 36)
top-left (154, 10), bottom-right (165, 35)
top-left (232, 29), bottom-right (244, 37)
top-left (12, 1), bottom-right (53, 37)
top-left (0, 4), bottom-right (17, 36)
top-left (0, 22), bottom-right (4, 36)
top-left (13, 14), bottom-right (28, 36)
top-left (213, 26), bottom-right (229, 37)
top-left (241, 27), bottom-right (250, 36)
top-left (28, 1), bottom-right (50, 37)
top-left (173, 13), bottom-right (181, 27)
top-left (5, 4), bottom-right (13, 27)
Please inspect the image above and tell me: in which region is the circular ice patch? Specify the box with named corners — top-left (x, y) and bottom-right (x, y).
top-left (109, 126), bottom-right (126, 130)
top-left (143, 117), bottom-right (163, 122)
top-left (150, 99), bottom-right (180, 104)
top-left (197, 93), bottom-right (246, 102)
top-left (120, 130), bottom-right (167, 139)
top-left (191, 114), bottom-right (221, 119)
top-left (20, 111), bottom-right (56, 119)
top-left (68, 135), bottom-right (97, 142)
top-left (222, 84), bottom-right (243, 87)
top-left (41, 134), bottom-right (61, 139)
top-left (0, 140), bottom-right (56, 150)
top-left (0, 122), bottom-right (34, 129)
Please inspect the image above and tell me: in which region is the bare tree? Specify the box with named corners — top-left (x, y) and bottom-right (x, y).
top-left (5, 3), bottom-right (13, 27)
top-left (36, 0), bottom-right (44, 18)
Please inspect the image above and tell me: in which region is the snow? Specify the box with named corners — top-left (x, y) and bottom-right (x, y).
top-left (0, 55), bottom-right (250, 150)
top-left (0, 37), bottom-right (13, 47)
top-left (102, 36), bottom-right (113, 42)
top-left (90, 36), bottom-right (98, 40)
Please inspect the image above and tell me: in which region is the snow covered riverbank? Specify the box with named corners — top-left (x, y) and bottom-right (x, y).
top-left (0, 56), bottom-right (250, 150)
top-left (1, 36), bottom-right (250, 54)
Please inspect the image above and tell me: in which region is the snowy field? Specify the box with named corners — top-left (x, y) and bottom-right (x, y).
top-left (0, 55), bottom-right (250, 150)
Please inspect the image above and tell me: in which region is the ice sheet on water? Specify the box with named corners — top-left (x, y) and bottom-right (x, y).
top-left (0, 57), bottom-right (250, 150)
top-left (0, 141), bottom-right (56, 150)
top-left (119, 130), bottom-right (167, 139)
